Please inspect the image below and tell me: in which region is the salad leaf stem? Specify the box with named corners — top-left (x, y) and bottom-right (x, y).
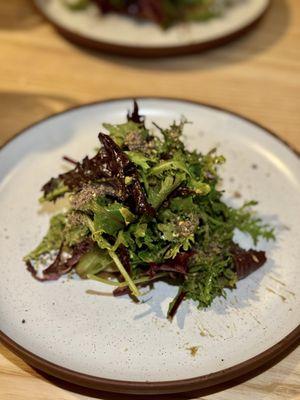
top-left (108, 250), bottom-right (141, 297)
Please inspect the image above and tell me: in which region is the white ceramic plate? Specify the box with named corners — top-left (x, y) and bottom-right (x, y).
top-left (0, 98), bottom-right (299, 395)
top-left (34, 0), bottom-right (270, 56)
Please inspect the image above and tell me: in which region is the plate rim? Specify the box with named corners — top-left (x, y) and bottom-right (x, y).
top-left (32, 0), bottom-right (271, 58)
top-left (0, 96), bottom-right (299, 395)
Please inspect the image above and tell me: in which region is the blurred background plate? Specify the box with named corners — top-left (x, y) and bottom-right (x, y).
top-left (0, 97), bottom-right (299, 394)
top-left (33, 0), bottom-right (270, 57)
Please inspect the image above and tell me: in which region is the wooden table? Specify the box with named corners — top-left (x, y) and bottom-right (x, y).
top-left (0, 1), bottom-right (299, 399)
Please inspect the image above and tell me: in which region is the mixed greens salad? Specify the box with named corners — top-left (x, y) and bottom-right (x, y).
top-left (25, 102), bottom-right (274, 319)
top-left (63, 0), bottom-right (237, 28)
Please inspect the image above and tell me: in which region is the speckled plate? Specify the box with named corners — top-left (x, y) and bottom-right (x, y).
top-left (33, 0), bottom-right (270, 57)
top-left (0, 98), bottom-right (299, 395)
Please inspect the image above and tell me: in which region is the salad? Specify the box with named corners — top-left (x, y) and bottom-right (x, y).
top-left (63, 0), bottom-right (238, 28)
top-left (25, 102), bottom-right (274, 319)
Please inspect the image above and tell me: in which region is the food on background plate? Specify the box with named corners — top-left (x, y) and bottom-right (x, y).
top-left (24, 102), bottom-right (274, 319)
top-left (63, 0), bottom-right (239, 29)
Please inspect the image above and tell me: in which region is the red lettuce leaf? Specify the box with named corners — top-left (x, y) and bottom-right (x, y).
top-left (127, 100), bottom-right (145, 125)
top-left (26, 238), bottom-right (94, 281)
top-left (42, 130), bottom-right (154, 216)
top-left (117, 244), bottom-right (131, 274)
top-left (146, 251), bottom-right (195, 277)
top-left (231, 244), bottom-right (267, 279)
top-left (93, 1), bottom-right (165, 26)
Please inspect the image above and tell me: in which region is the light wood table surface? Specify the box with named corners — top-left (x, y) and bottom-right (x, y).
top-left (0, 1), bottom-right (299, 399)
